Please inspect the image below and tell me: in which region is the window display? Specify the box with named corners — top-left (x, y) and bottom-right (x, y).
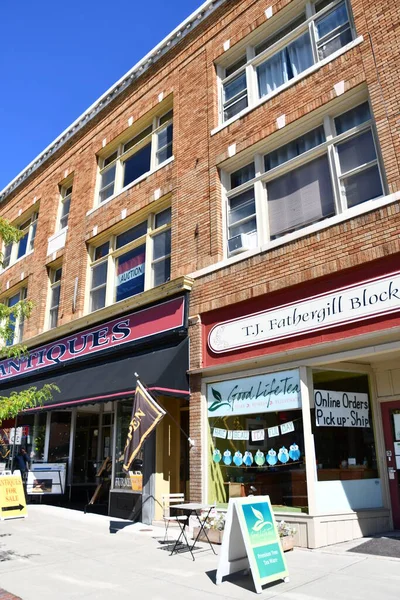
top-left (312, 371), bottom-right (378, 479)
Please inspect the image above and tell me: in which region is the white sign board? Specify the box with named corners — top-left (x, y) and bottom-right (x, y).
top-left (314, 390), bottom-right (370, 427)
top-left (209, 271), bottom-right (400, 353)
top-left (207, 370), bottom-right (301, 417)
top-left (26, 463), bottom-right (66, 495)
top-left (393, 414), bottom-right (400, 441)
top-left (216, 496), bottom-right (289, 594)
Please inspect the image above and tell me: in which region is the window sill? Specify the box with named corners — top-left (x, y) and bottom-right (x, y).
top-left (211, 36), bottom-right (364, 137)
top-left (0, 250), bottom-right (34, 275)
top-left (86, 156), bottom-right (175, 217)
top-left (187, 190), bottom-right (400, 281)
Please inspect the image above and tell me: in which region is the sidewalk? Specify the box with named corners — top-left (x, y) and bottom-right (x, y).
top-left (0, 506), bottom-right (399, 600)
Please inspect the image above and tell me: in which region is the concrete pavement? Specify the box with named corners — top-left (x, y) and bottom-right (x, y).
top-left (0, 506), bottom-right (399, 600)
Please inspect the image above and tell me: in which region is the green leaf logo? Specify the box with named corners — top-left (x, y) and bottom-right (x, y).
top-left (212, 388), bottom-right (222, 401)
top-left (251, 506), bottom-right (273, 533)
top-left (208, 401), bottom-right (231, 412)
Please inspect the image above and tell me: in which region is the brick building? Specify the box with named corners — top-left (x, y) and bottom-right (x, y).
top-left (1, 0), bottom-right (400, 545)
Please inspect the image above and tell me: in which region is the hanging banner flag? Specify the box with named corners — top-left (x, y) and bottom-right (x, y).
top-left (251, 429), bottom-right (265, 442)
top-left (268, 426), bottom-right (279, 438)
top-left (280, 421), bottom-right (294, 435)
top-left (213, 428), bottom-right (227, 439)
top-left (116, 245), bottom-right (146, 302)
top-left (122, 381), bottom-right (166, 472)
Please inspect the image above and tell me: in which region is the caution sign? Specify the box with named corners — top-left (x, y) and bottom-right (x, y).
top-left (0, 474), bottom-right (27, 520)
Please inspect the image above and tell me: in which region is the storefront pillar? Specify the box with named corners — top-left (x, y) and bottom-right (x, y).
top-left (67, 409), bottom-right (77, 489)
top-left (300, 367), bottom-right (317, 515)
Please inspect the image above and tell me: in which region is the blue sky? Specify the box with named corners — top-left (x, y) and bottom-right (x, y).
top-left (0, 0), bottom-right (204, 191)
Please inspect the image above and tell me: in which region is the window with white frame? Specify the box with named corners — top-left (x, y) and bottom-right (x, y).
top-left (219, 0), bottom-right (355, 123)
top-left (2, 212), bottom-right (38, 270)
top-left (224, 101), bottom-right (384, 254)
top-left (89, 207), bottom-right (171, 312)
top-left (59, 184), bottom-right (72, 230)
top-left (97, 110), bottom-right (173, 205)
top-left (4, 288), bottom-right (27, 346)
top-left (48, 267), bottom-right (62, 329)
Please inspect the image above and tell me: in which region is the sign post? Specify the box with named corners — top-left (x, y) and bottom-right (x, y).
top-left (216, 496), bottom-right (289, 594)
top-left (0, 473), bottom-right (27, 520)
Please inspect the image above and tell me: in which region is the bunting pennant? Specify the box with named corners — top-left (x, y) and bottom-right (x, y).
top-left (122, 381), bottom-right (166, 472)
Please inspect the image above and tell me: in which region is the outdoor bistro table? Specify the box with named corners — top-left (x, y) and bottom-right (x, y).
top-left (170, 503), bottom-right (217, 560)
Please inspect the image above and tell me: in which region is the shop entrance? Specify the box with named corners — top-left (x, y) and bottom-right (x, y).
top-left (381, 401), bottom-right (400, 528)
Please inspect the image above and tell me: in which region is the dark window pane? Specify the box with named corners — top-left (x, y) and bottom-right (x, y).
top-left (153, 257), bottom-right (171, 286)
top-left (103, 151), bottom-right (118, 167)
top-left (335, 102), bottom-right (371, 134)
top-left (17, 233), bottom-right (28, 258)
top-left (337, 130), bottom-right (377, 174)
top-left (54, 268), bottom-right (62, 282)
top-left (224, 72), bottom-right (247, 103)
top-left (116, 245), bottom-right (146, 302)
top-left (229, 218), bottom-right (257, 238)
top-left (91, 287), bottom-right (106, 311)
top-left (255, 14), bottom-right (307, 55)
top-left (155, 208), bottom-right (171, 229)
top-left (342, 165), bottom-right (382, 208)
top-left (116, 222), bottom-right (147, 249)
top-left (153, 230), bottom-right (171, 260)
top-left (228, 189), bottom-right (256, 227)
top-left (225, 56), bottom-right (246, 77)
top-left (317, 26), bottom-right (352, 59)
top-left (159, 110), bottom-right (173, 125)
top-left (51, 285), bottom-right (61, 308)
top-left (123, 126), bottom-right (153, 153)
top-left (316, 1), bottom-right (349, 40)
top-left (224, 95), bottom-right (248, 121)
top-left (91, 262), bottom-right (108, 288)
top-left (123, 144), bottom-right (151, 186)
top-left (231, 163), bottom-right (255, 188)
top-left (265, 126), bottom-right (325, 170)
top-left (94, 242), bottom-right (109, 261)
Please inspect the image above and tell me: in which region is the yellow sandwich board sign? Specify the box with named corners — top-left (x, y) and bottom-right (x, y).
top-left (0, 473), bottom-right (27, 520)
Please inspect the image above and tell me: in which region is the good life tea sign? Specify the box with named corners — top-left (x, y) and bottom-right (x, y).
top-left (314, 389), bottom-right (370, 427)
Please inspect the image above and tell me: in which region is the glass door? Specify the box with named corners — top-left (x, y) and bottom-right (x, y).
top-left (381, 402), bottom-right (400, 528)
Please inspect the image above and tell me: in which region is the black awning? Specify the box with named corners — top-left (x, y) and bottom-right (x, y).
top-left (0, 337), bottom-right (189, 410)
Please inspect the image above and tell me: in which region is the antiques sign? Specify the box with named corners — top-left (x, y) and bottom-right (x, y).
top-left (207, 370), bottom-right (301, 417)
top-left (208, 271), bottom-right (400, 353)
top-left (0, 296), bottom-right (185, 382)
top-left (314, 389), bottom-right (370, 427)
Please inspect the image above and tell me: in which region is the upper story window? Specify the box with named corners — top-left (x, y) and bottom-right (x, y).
top-left (48, 267), bottom-right (62, 329)
top-left (224, 101), bottom-right (384, 255)
top-left (59, 184), bottom-right (72, 230)
top-left (219, 0), bottom-right (355, 123)
top-left (89, 206), bottom-right (171, 312)
top-left (4, 288), bottom-right (27, 346)
top-left (97, 110), bottom-right (173, 206)
top-left (2, 212), bottom-right (38, 270)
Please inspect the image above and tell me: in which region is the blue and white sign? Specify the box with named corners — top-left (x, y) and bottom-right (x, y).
top-left (207, 370), bottom-right (301, 417)
top-left (116, 246), bottom-right (145, 302)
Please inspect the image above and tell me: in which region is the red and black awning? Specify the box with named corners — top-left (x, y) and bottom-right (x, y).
top-left (0, 337), bottom-right (189, 410)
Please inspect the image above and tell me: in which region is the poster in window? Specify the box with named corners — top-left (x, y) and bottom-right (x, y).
top-left (116, 245), bottom-right (146, 302)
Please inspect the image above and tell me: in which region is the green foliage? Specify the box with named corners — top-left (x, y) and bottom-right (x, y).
top-left (0, 384), bottom-right (59, 425)
top-left (0, 218), bottom-right (58, 422)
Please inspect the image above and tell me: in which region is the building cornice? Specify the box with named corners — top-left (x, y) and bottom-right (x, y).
top-left (0, 0), bottom-right (227, 205)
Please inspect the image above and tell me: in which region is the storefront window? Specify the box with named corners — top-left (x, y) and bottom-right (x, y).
top-left (0, 414), bottom-right (46, 469)
top-left (48, 412), bottom-right (71, 463)
top-left (312, 371), bottom-right (378, 480)
top-left (114, 399), bottom-right (143, 491)
top-left (207, 369), bottom-right (307, 512)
